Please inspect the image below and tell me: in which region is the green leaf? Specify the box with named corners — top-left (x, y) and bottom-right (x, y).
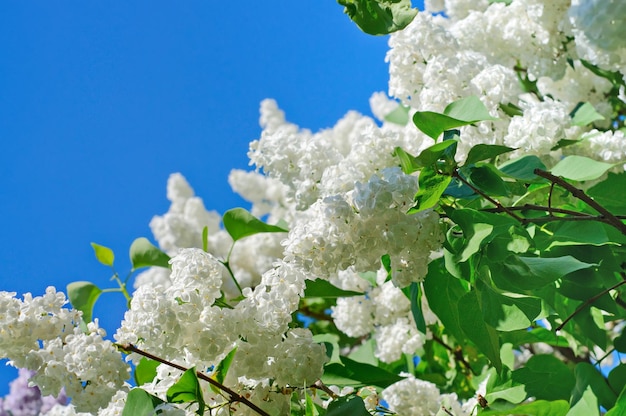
top-left (326, 395), bottom-right (369, 416)
top-left (384, 104), bottom-right (410, 125)
top-left (500, 255), bottom-right (595, 290)
top-left (423, 260), bottom-right (468, 342)
top-left (402, 282), bottom-right (426, 333)
top-left (202, 226), bottom-right (208, 252)
top-left (587, 172), bottom-right (626, 214)
top-left (410, 168), bottom-right (452, 213)
top-left (568, 385), bottom-right (600, 416)
top-left (457, 290), bottom-right (502, 371)
top-left (394, 146), bottom-right (419, 174)
top-left (66, 281), bottom-right (102, 323)
top-left (614, 332), bottom-right (626, 353)
top-left (304, 279), bottom-right (362, 298)
top-left (477, 279), bottom-right (542, 331)
top-left (449, 209), bottom-right (518, 262)
top-left (413, 96), bottom-right (497, 139)
top-left (572, 362), bottom-right (617, 410)
top-left (337, 0), bottom-right (417, 35)
top-left (512, 355), bottom-right (575, 401)
top-left (167, 367), bottom-right (205, 415)
top-left (499, 101), bottom-right (523, 117)
top-left (305, 389), bottom-right (319, 416)
top-left (498, 155), bottom-right (547, 181)
top-left (481, 400), bottom-right (569, 416)
top-left (322, 356), bottom-right (403, 388)
top-left (466, 165), bottom-right (510, 196)
top-left (210, 347), bottom-right (237, 394)
top-left (129, 237), bottom-right (171, 270)
top-left (134, 358), bottom-right (159, 386)
top-left (551, 156), bottom-right (616, 182)
top-left (313, 334), bottom-right (343, 365)
top-left (465, 144), bottom-right (515, 166)
top-left (90, 242), bottom-right (114, 267)
top-left (122, 388), bottom-right (164, 416)
top-left (607, 384), bottom-right (626, 416)
top-left (609, 364), bottom-right (626, 395)
top-left (413, 140), bottom-right (458, 169)
top-left (500, 327), bottom-right (569, 348)
top-left (571, 102), bottom-right (605, 126)
top-left (222, 208), bottom-right (288, 242)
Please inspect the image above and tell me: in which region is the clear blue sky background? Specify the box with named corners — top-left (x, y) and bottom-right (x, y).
top-left (0, 1), bottom-right (423, 396)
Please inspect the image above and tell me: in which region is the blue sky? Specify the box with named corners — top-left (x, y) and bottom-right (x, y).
top-left (0, 2), bottom-right (423, 396)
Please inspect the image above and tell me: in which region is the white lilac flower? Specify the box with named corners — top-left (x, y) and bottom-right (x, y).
top-left (381, 374), bottom-right (444, 416)
top-left (149, 173), bottom-right (222, 255)
top-left (331, 296), bottom-right (375, 338)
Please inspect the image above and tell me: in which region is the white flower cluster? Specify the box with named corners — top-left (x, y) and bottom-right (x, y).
top-left (283, 167), bottom-right (442, 287)
top-left (0, 288), bottom-right (130, 413)
top-left (386, 0), bottom-right (626, 165)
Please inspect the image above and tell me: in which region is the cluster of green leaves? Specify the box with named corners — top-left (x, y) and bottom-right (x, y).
top-left (385, 96), bottom-right (626, 414)
top-left (337, 0), bottom-right (417, 35)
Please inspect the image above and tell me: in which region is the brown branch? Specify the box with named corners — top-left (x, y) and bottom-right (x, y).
top-left (118, 344), bottom-right (270, 416)
top-left (555, 279), bottom-right (626, 332)
top-left (452, 170), bottom-right (524, 222)
top-left (431, 334), bottom-right (476, 375)
top-left (534, 169), bottom-right (626, 235)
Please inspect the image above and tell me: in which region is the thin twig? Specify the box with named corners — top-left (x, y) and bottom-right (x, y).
top-left (431, 334), bottom-right (476, 375)
top-left (555, 279), bottom-right (626, 332)
top-left (311, 380), bottom-right (339, 399)
top-left (534, 169), bottom-right (626, 235)
top-left (118, 344), bottom-right (270, 416)
top-left (452, 170), bottom-right (524, 222)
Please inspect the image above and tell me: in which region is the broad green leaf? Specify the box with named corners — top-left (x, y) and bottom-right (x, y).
top-left (326, 395), bottom-right (369, 416)
top-left (551, 156), bottom-right (615, 182)
top-left (381, 253), bottom-right (392, 282)
top-left (477, 280), bottom-right (542, 331)
top-left (606, 383), bottom-right (626, 416)
top-left (486, 377), bottom-right (527, 404)
top-left (568, 385), bottom-right (600, 416)
top-left (498, 155), bottom-right (546, 181)
top-left (545, 221), bottom-right (616, 249)
top-left (571, 102), bottom-right (605, 126)
top-left (413, 96), bottom-right (497, 139)
top-left (347, 338), bottom-right (378, 366)
top-left (167, 367), bottom-right (205, 414)
top-left (384, 104), bottom-right (410, 125)
top-left (337, 0), bottom-right (417, 35)
top-left (465, 144), bottom-right (515, 166)
top-left (500, 327), bottom-right (569, 348)
top-left (122, 388), bottom-right (164, 416)
top-left (551, 138), bottom-right (581, 151)
top-left (466, 165), bottom-right (510, 196)
top-left (66, 281), bottom-right (102, 323)
top-left (609, 364), bottom-right (626, 395)
top-left (412, 140), bottom-right (458, 169)
top-left (481, 400), bottom-right (569, 416)
top-left (322, 356), bottom-right (403, 388)
top-left (313, 334), bottom-right (343, 365)
top-left (423, 260), bottom-right (468, 342)
top-left (410, 168), bottom-right (452, 213)
top-left (304, 279), bottom-right (362, 298)
top-left (393, 146), bottom-right (420, 174)
top-left (449, 209), bottom-right (518, 262)
top-left (134, 358), bottom-right (159, 386)
top-left (572, 362), bottom-right (617, 410)
top-left (210, 347), bottom-right (237, 394)
top-left (614, 332), bottom-right (626, 353)
top-left (588, 172), bottom-right (626, 214)
top-left (222, 208), bottom-right (288, 242)
top-left (129, 237), bottom-right (171, 270)
top-left (458, 290), bottom-right (502, 371)
top-left (500, 255), bottom-right (595, 290)
top-left (512, 355), bottom-right (575, 401)
top-left (90, 242), bottom-right (114, 267)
